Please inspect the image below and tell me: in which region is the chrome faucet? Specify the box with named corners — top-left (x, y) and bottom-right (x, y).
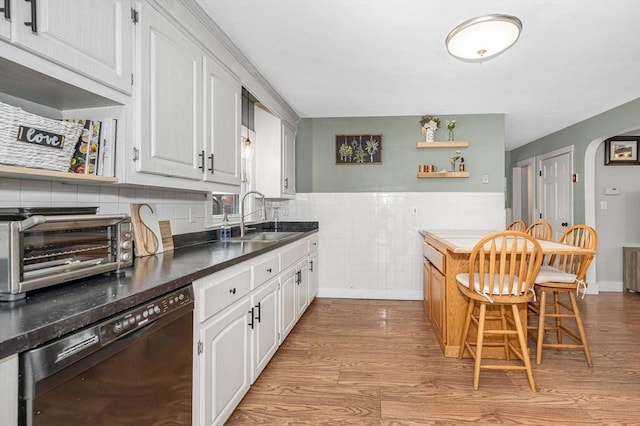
top-left (240, 190), bottom-right (266, 237)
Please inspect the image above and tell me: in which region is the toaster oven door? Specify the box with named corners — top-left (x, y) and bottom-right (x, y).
top-left (9, 214), bottom-right (131, 296)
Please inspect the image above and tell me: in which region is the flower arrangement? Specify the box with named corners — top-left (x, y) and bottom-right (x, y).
top-left (419, 115), bottom-right (440, 134)
top-left (446, 120), bottom-right (456, 131)
top-left (450, 150), bottom-right (462, 171)
top-left (446, 119), bottom-right (457, 141)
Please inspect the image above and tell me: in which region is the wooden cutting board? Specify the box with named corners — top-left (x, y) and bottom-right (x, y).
top-left (159, 220), bottom-right (174, 252)
top-left (130, 203), bottom-right (164, 256)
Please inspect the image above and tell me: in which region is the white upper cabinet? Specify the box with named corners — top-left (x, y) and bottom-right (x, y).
top-left (281, 122), bottom-right (296, 196)
top-left (0, 1), bottom-right (11, 40)
top-left (136, 0), bottom-right (204, 181)
top-left (134, 1), bottom-right (241, 189)
top-left (7, 0), bottom-right (132, 94)
top-left (203, 57), bottom-right (241, 186)
top-left (254, 106), bottom-right (296, 199)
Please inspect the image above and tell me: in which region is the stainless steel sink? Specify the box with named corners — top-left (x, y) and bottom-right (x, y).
top-left (231, 231), bottom-right (299, 242)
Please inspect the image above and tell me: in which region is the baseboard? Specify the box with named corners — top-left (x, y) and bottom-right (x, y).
top-left (317, 288), bottom-right (422, 301)
top-left (594, 280), bottom-right (623, 293)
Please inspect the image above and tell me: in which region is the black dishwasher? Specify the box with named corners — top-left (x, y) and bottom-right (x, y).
top-left (19, 286), bottom-right (193, 426)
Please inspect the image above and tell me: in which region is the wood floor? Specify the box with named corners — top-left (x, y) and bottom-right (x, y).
top-left (227, 293), bottom-right (640, 425)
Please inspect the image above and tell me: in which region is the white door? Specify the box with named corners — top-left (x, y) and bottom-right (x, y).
top-left (137, 2), bottom-right (203, 180)
top-left (538, 150), bottom-right (573, 240)
top-left (12, 0), bottom-right (132, 93)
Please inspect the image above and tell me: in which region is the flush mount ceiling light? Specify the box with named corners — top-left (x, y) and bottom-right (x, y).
top-left (446, 14), bottom-right (522, 61)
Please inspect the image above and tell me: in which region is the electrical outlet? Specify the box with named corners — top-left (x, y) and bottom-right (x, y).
top-left (600, 201), bottom-right (608, 210)
top-left (482, 174), bottom-right (490, 184)
top-left (281, 207), bottom-right (289, 216)
top-left (412, 207), bottom-right (418, 215)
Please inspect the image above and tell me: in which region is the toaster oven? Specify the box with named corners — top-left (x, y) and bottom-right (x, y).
top-left (0, 207), bottom-right (133, 301)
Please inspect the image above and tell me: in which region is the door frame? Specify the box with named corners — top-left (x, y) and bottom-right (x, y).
top-left (512, 157), bottom-right (536, 225)
top-left (536, 145), bottom-right (574, 227)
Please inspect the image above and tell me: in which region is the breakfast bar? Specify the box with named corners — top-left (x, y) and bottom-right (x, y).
top-left (419, 229), bottom-right (596, 357)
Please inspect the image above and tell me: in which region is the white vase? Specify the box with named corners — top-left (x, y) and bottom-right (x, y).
top-left (426, 129), bottom-right (435, 142)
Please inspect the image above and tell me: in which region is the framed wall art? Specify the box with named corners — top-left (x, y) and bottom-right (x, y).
top-left (604, 136), bottom-right (640, 165)
top-left (335, 134), bottom-right (382, 165)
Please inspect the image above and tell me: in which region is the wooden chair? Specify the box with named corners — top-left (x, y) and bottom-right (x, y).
top-left (526, 221), bottom-right (553, 241)
top-left (507, 220), bottom-right (527, 232)
top-left (528, 225), bottom-right (597, 366)
top-left (457, 231), bottom-right (544, 391)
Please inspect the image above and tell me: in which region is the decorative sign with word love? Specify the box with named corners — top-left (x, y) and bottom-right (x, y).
top-left (16, 125), bottom-right (65, 149)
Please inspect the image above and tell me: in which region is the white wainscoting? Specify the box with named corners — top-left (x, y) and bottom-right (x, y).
top-left (284, 192), bottom-right (506, 300)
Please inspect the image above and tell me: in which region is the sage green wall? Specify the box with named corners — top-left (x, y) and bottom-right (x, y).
top-left (509, 97), bottom-right (640, 223)
top-left (296, 114), bottom-right (505, 193)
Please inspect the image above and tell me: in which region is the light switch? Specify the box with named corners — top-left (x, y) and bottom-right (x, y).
top-left (604, 187), bottom-right (620, 195)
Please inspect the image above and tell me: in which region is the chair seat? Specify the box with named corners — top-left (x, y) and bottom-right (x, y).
top-left (456, 273), bottom-right (527, 297)
top-left (534, 265), bottom-right (577, 284)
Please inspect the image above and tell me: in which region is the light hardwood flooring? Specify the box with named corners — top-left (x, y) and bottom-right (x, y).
top-left (227, 293), bottom-right (640, 425)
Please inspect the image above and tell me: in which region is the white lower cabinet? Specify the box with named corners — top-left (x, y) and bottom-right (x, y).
top-left (279, 264), bottom-right (298, 342)
top-left (193, 234), bottom-right (318, 426)
top-left (0, 354), bottom-right (18, 426)
top-left (199, 297), bottom-right (252, 426)
top-left (295, 259), bottom-right (309, 319)
top-left (250, 278), bottom-right (279, 383)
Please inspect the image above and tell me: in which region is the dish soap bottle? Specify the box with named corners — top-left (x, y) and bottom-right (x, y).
top-left (220, 213), bottom-right (231, 241)
top-left (459, 157), bottom-right (465, 172)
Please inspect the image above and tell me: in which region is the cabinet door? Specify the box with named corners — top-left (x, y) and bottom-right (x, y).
top-left (279, 267), bottom-right (297, 342)
top-left (281, 123), bottom-right (296, 196)
top-left (199, 298), bottom-right (251, 426)
top-left (11, 0), bottom-right (132, 93)
top-left (137, 2), bottom-right (203, 181)
top-left (431, 266), bottom-right (446, 344)
top-left (308, 251), bottom-right (319, 301)
top-left (295, 259), bottom-right (309, 319)
top-left (422, 260), bottom-right (431, 317)
top-left (0, 0), bottom-right (12, 41)
top-left (251, 278), bottom-right (279, 383)
top-left (203, 56), bottom-right (241, 186)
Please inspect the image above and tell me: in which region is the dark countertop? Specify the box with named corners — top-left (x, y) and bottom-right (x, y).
top-left (0, 222), bottom-right (318, 359)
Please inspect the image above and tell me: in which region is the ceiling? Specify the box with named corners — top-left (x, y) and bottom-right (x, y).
top-left (196, 0), bottom-right (640, 150)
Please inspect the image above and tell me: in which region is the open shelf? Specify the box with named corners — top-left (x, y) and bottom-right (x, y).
top-left (417, 171), bottom-right (469, 178)
top-left (416, 141), bottom-right (469, 149)
top-left (0, 164), bottom-right (118, 184)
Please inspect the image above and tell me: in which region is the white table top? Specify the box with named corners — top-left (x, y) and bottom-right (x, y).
top-left (420, 229), bottom-right (595, 255)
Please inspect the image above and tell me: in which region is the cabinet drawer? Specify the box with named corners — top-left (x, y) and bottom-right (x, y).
top-left (308, 234), bottom-right (319, 254)
top-left (423, 242), bottom-right (445, 274)
top-left (281, 240), bottom-right (307, 271)
top-left (252, 254), bottom-right (280, 289)
top-left (196, 268), bottom-right (252, 322)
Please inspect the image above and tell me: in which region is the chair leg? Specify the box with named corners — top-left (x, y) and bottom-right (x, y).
top-left (473, 303), bottom-right (487, 390)
top-left (567, 291), bottom-right (593, 367)
top-left (536, 289), bottom-right (547, 365)
top-left (554, 291), bottom-right (562, 344)
top-left (458, 298), bottom-right (475, 359)
top-left (511, 304), bottom-right (537, 392)
top-left (500, 305), bottom-right (510, 360)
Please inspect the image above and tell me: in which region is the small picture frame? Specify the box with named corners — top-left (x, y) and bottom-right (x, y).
top-left (605, 136), bottom-right (640, 165)
top-left (335, 134), bottom-right (382, 165)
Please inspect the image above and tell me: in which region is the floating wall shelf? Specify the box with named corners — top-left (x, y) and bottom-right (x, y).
top-left (0, 165), bottom-right (118, 184)
top-left (417, 171), bottom-right (469, 178)
top-left (416, 141), bottom-right (469, 149)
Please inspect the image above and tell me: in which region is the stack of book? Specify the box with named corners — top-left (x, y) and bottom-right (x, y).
top-left (65, 118), bottom-right (117, 177)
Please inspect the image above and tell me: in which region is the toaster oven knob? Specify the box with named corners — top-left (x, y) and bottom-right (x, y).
top-left (121, 241), bottom-right (132, 250)
top-left (121, 253), bottom-right (131, 261)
